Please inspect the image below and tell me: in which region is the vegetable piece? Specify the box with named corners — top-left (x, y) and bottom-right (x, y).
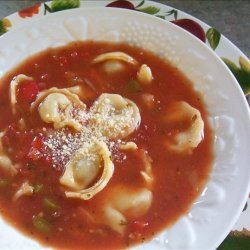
top-left (132, 220), bottom-right (149, 231)
top-left (18, 80), bottom-right (39, 104)
top-left (139, 149), bottom-right (154, 187)
top-left (0, 179), bottom-right (10, 188)
top-left (28, 136), bottom-right (44, 161)
top-left (13, 181), bottom-right (34, 201)
top-left (0, 132), bottom-right (18, 175)
top-left (137, 64), bottom-right (153, 84)
top-left (0, 154), bottom-right (18, 176)
top-left (33, 215), bottom-right (52, 233)
top-left (33, 184), bottom-right (44, 193)
top-left (43, 198), bottom-right (59, 210)
top-left (119, 142), bottom-right (138, 151)
top-left (126, 80), bottom-right (142, 93)
top-left (10, 74), bottom-right (34, 114)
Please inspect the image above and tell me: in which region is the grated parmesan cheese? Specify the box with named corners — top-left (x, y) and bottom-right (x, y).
top-left (43, 94), bottom-right (139, 169)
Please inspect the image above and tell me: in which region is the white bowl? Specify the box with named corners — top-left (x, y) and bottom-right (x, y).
top-left (0, 7), bottom-right (250, 250)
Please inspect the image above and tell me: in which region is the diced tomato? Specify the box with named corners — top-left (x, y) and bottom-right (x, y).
top-left (28, 136), bottom-right (44, 161)
top-left (18, 80), bottom-right (39, 104)
top-left (2, 124), bottom-right (18, 147)
top-left (32, 136), bottom-right (43, 150)
top-left (132, 220), bottom-right (149, 231)
top-left (2, 124), bottom-right (35, 161)
top-left (27, 136), bottom-right (52, 165)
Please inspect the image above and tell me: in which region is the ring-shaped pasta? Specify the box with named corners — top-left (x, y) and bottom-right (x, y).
top-left (10, 74), bottom-right (33, 114)
top-left (31, 87), bottom-right (85, 111)
top-left (90, 93), bottom-right (141, 139)
top-left (100, 186), bottom-right (152, 234)
top-left (61, 141), bottom-right (114, 200)
top-left (92, 52), bottom-right (137, 65)
top-left (166, 101), bottom-right (204, 153)
top-left (32, 87), bottom-right (86, 131)
top-left (0, 132), bottom-right (18, 176)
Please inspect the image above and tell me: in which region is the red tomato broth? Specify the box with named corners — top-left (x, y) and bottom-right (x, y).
top-left (0, 41), bottom-right (214, 249)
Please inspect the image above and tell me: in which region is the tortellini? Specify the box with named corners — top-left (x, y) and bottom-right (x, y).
top-left (36, 88), bottom-right (86, 131)
top-left (0, 132), bottom-right (17, 176)
top-left (10, 74), bottom-right (33, 114)
top-left (60, 141), bottom-right (114, 200)
top-left (92, 52), bottom-right (137, 65)
top-left (140, 150), bottom-right (154, 187)
top-left (102, 60), bottom-right (124, 74)
top-left (165, 101), bottom-right (204, 153)
top-left (100, 186), bottom-right (152, 234)
top-left (90, 93), bottom-right (141, 139)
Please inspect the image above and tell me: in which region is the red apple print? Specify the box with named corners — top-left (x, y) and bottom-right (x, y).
top-left (171, 19), bottom-right (206, 42)
top-left (18, 3), bottom-right (41, 18)
top-left (106, 0), bottom-right (135, 10)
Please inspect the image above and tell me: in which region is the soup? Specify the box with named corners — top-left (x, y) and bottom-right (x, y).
top-left (0, 41), bottom-right (213, 249)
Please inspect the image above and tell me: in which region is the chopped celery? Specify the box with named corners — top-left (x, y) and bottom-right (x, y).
top-left (33, 184), bottom-right (44, 193)
top-left (126, 80), bottom-right (142, 93)
top-left (0, 179), bottom-right (10, 188)
top-left (43, 198), bottom-right (59, 210)
top-left (33, 216), bottom-right (51, 233)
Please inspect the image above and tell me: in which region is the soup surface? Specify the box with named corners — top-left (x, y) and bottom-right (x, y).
top-left (0, 41), bottom-right (213, 249)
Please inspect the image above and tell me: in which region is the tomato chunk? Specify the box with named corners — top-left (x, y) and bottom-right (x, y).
top-left (132, 220), bottom-right (149, 231)
top-left (28, 136), bottom-right (52, 165)
top-left (18, 80), bottom-right (39, 104)
top-left (28, 136), bottom-right (44, 161)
